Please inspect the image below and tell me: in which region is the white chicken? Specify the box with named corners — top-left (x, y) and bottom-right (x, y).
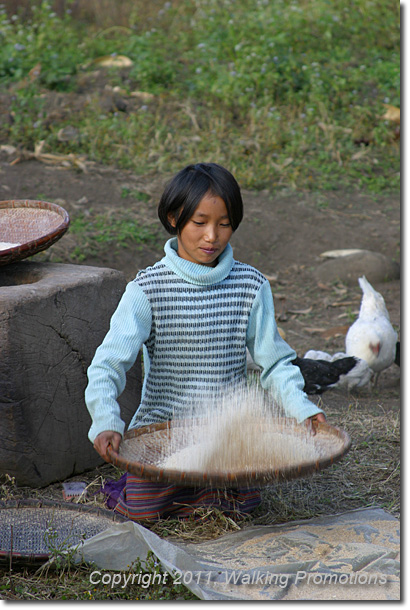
top-left (345, 276), bottom-right (398, 382)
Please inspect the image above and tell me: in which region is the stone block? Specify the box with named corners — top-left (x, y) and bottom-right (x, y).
top-left (315, 250), bottom-right (400, 285)
top-left (0, 261), bottom-right (141, 487)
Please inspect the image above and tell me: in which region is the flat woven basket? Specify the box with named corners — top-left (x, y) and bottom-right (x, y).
top-left (0, 199), bottom-right (70, 266)
top-left (107, 419), bottom-right (351, 488)
top-left (0, 498), bottom-right (128, 567)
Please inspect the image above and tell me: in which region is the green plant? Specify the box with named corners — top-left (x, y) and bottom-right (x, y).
top-left (0, 0), bottom-right (400, 192)
top-left (0, 473), bottom-right (17, 501)
top-left (120, 187), bottom-right (151, 202)
top-left (0, 2), bottom-right (85, 89)
top-left (1, 551), bottom-right (198, 600)
top-left (42, 521), bottom-right (85, 574)
top-left (68, 211), bottom-right (160, 261)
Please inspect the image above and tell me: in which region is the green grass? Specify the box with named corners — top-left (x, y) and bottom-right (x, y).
top-left (68, 211), bottom-right (161, 262)
top-left (120, 187), bottom-right (151, 202)
top-left (0, 552), bottom-right (198, 600)
top-left (0, 0), bottom-right (399, 192)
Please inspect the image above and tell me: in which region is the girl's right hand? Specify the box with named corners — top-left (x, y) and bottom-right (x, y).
top-left (93, 430), bottom-right (122, 461)
top-left (305, 412), bottom-right (326, 436)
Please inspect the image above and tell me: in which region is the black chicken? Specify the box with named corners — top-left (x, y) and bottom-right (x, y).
top-left (247, 348), bottom-right (372, 394)
top-left (394, 341), bottom-right (400, 367)
top-left (291, 355), bottom-right (363, 395)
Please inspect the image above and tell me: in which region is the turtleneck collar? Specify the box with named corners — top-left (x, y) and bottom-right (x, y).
top-left (161, 237), bottom-right (234, 285)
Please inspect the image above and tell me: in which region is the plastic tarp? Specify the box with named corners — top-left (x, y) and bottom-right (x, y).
top-left (72, 507), bottom-right (400, 601)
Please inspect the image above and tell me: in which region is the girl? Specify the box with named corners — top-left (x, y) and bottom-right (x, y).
top-left (85, 162), bottom-right (325, 521)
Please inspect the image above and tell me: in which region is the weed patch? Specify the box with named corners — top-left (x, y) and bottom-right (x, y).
top-left (68, 210), bottom-right (161, 262)
top-left (0, 0), bottom-right (400, 192)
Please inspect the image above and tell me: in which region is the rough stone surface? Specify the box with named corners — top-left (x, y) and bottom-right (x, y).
top-left (0, 261), bottom-right (141, 487)
top-left (315, 250), bottom-right (400, 285)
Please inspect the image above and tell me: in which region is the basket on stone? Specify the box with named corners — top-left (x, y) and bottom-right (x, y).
top-left (0, 199), bottom-right (70, 266)
top-left (107, 416), bottom-right (352, 488)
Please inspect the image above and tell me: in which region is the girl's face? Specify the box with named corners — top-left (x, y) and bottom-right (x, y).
top-left (169, 192), bottom-right (233, 267)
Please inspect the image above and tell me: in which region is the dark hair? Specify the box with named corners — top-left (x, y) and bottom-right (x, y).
top-left (158, 163), bottom-right (243, 235)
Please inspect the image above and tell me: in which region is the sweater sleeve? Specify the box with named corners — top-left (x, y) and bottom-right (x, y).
top-left (246, 280), bottom-right (324, 423)
top-left (85, 281), bottom-right (152, 443)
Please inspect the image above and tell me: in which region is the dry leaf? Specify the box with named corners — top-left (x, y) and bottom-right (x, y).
top-left (10, 140), bottom-right (89, 172)
top-left (318, 122), bottom-right (352, 134)
top-left (271, 157), bottom-right (293, 172)
top-left (381, 104), bottom-right (400, 124)
top-left (112, 85), bottom-right (128, 96)
top-left (265, 274), bottom-right (278, 283)
top-left (28, 63), bottom-right (42, 81)
top-left (282, 157), bottom-right (294, 168)
top-left (57, 126), bottom-right (80, 142)
top-left (329, 301), bottom-right (359, 308)
top-left (130, 90), bottom-right (155, 101)
top-left (305, 327), bottom-right (327, 334)
top-left (320, 249), bottom-right (365, 258)
top-left (332, 285), bottom-right (348, 296)
top-left (92, 55), bottom-right (133, 68)
top-left (320, 325), bottom-right (350, 339)
top-left (351, 148), bottom-right (369, 161)
top-left (12, 63), bottom-right (41, 90)
top-left (287, 307), bottom-right (313, 315)
top-left (0, 144), bottom-right (17, 155)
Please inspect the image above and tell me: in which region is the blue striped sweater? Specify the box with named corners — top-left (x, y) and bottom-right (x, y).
top-left (86, 238), bottom-right (323, 442)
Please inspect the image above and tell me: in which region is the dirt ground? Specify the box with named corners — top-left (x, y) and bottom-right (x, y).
top-left (1, 155), bottom-right (400, 338)
top-left (0, 154), bottom-right (401, 520)
top-left (0, 154), bottom-right (401, 404)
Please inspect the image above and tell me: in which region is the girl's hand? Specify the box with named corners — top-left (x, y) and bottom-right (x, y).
top-left (93, 431), bottom-right (122, 462)
top-left (305, 412), bottom-right (327, 436)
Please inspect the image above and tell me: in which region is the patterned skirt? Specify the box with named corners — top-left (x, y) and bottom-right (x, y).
top-left (112, 473), bottom-right (261, 521)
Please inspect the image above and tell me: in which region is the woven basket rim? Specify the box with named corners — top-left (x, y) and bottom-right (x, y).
top-left (0, 199), bottom-right (70, 266)
top-left (0, 497), bottom-right (128, 564)
top-left (107, 418), bottom-right (352, 488)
